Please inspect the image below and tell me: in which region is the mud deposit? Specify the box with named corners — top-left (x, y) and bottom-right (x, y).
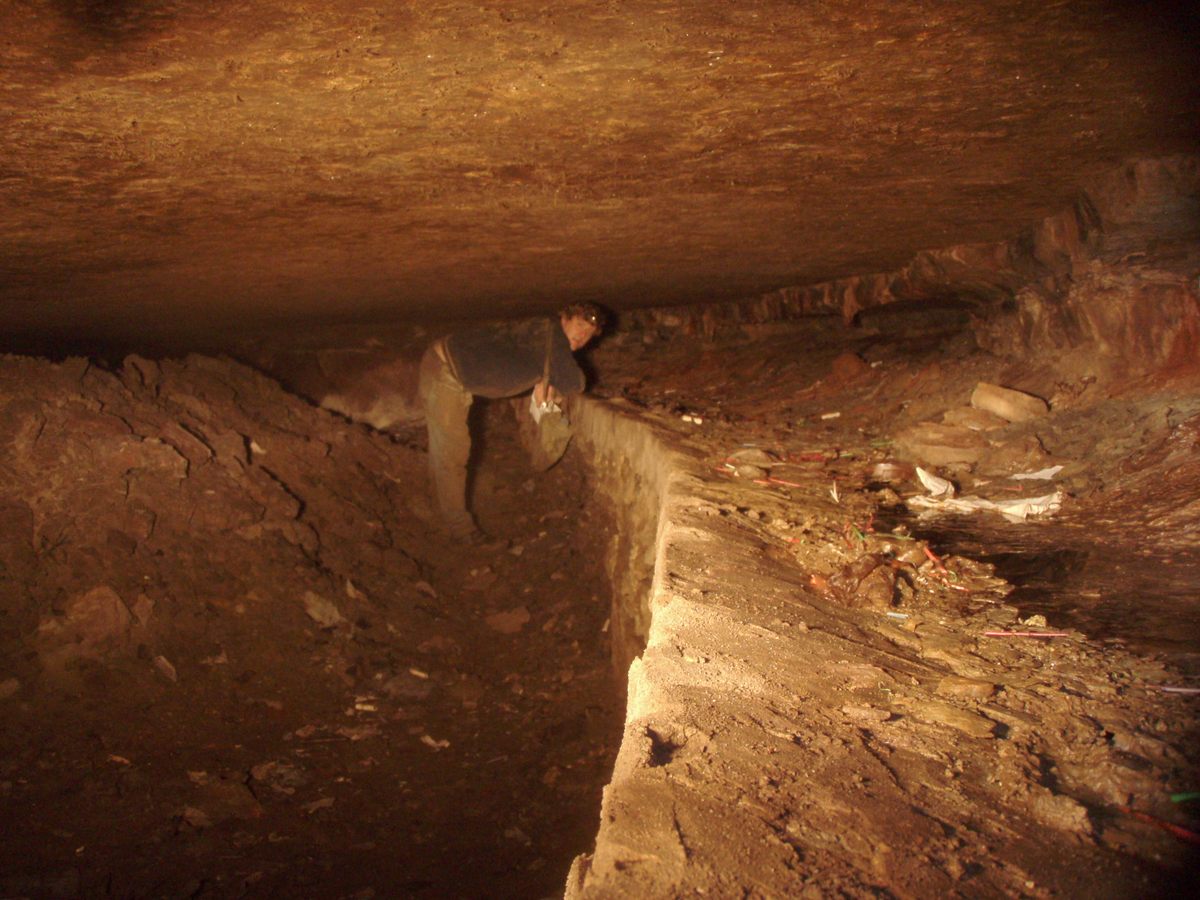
top-left (0, 355), bottom-right (620, 898)
top-left (911, 519), bottom-right (1200, 670)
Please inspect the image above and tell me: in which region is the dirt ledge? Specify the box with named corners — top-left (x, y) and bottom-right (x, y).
top-left (566, 396), bottom-right (1193, 898)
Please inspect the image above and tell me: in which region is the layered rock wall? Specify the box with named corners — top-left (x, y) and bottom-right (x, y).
top-left (975, 262), bottom-right (1200, 379)
top-left (629, 156), bottom-right (1200, 380)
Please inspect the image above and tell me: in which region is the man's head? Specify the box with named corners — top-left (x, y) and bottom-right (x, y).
top-left (559, 302), bottom-right (608, 351)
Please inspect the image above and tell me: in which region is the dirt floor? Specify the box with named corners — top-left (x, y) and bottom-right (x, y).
top-left (2, 296), bottom-right (1199, 897)
top-left (597, 306), bottom-right (1200, 672)
top-left (0, 357), bottom-right (621, 899)
top-left (570, 303), bottom-right (1200, 896)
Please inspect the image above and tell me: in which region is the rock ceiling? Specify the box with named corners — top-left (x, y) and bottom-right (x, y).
top-left (1, 0), bottom-right (1196, 344)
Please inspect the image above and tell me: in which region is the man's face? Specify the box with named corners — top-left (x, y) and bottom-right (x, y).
top-left (561, 315), bottom-right (600, 351)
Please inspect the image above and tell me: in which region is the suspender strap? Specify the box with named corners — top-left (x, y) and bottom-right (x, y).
top-left (540, 319), bottom-right (553, 396)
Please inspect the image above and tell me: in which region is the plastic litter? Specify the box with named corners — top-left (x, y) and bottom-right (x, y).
top-left (909, 466), bottom-right (1062, 521)
top-left (916, 467), bottom-right (955, 498)
top-left (1117, 806), bottom-right (1200, 846)
top-left (529, 393), bottom-right (562, 424)
top-left (752, 476), bottom-right (804, 488)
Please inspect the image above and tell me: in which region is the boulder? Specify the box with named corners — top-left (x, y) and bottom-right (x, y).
top-left (35, 586), bottom-right (135, 670)
top-left (894, 422), bottom-right (988, 466)
top-left (828, 351), bottom-right (870, 383)
top-left (302, 591), bottom-right (344, 628)
top-left (970, 383), bottom-right (1049, 423)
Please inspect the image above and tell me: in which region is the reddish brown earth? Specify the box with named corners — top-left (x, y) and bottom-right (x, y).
top-left (0, 111), bottom-right (1197, 899)
top-left (600, 303), bottom-right (1200, 665)
top-left (1, 149), bottom-right (1197, 895)
top-left (0, 356), bottom-right (621, 899)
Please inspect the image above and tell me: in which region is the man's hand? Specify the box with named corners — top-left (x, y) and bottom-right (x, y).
top-left (532, 382), bottom-right (564, 407)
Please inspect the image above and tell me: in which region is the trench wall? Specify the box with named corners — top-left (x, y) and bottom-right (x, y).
top-left (566, 397), bottom-right (838, 897)
top-left (566, 398), bottom-right (680, 677)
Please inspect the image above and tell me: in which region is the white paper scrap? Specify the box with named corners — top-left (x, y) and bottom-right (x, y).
top-left (907, 491), bottom-right (1063, 522)
top-left (1010, 465), bottom-right (1065, 481)
top-left (915, 466), bottom-right (956, 498)
top-left (990, 492), bottom-right (1063, 520)
top-left (529, 394), bottom-right (562, 424)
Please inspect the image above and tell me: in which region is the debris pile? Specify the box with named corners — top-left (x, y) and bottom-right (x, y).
top-left (569, 301), bottom-right (1200, 895)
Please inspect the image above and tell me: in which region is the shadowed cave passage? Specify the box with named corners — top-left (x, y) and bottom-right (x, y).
top-left (0, 154), bottom-right (1198, 897)
top-left (908, 518), bottom-right (1200, 665)
top-left (0, 355), bottom-right (623, 899)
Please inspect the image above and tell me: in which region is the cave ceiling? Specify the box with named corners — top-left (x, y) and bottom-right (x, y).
top-left (1, 0), bottom-right (1197, 344)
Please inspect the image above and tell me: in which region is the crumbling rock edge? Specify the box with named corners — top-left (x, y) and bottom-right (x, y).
top-left (566, 396), bottom-right (1192, 898)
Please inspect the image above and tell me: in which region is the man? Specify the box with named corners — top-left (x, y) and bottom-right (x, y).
top-left (418, 302), bottom-right (607, 541)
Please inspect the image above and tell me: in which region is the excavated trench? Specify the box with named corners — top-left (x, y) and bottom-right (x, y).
top-left (1, 146), bottom-right (1197, 896)
top-left (0, 357), bottom-right (639, 899)
top-left (558, 297), bottom-right (1200, 897)
top-left (0, 343), bottom-right (681, 900)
